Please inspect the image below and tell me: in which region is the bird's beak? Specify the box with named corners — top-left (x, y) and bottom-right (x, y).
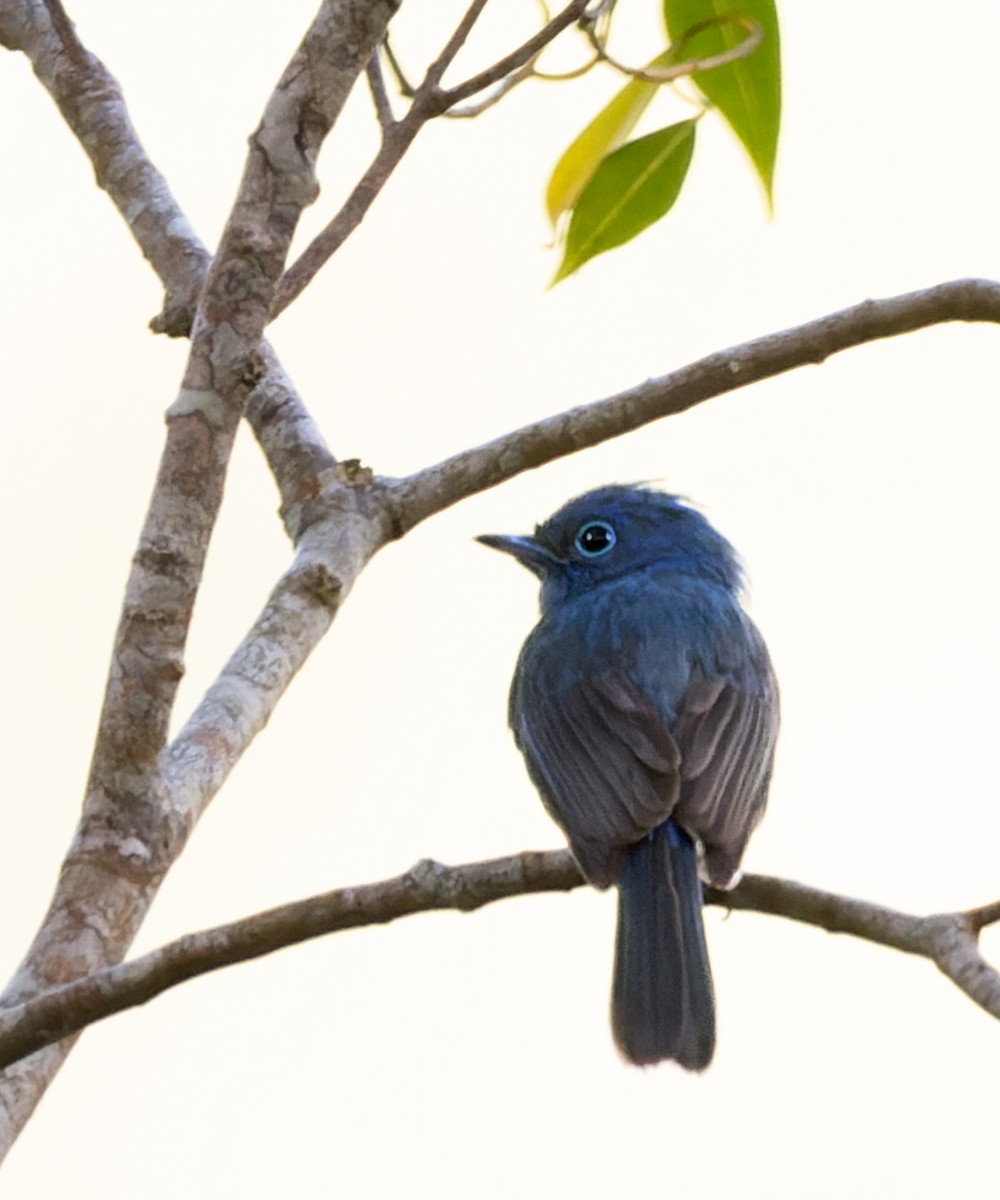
top-left (476, 533), bottom-right (561, 577)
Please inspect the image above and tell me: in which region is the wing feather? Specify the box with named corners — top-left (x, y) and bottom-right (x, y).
top-left (511, 596), bottom-right (778, 892)
top-left (513, 669), bottom-right (681, 888)
top-left (673, 621), bottom-right (779, 886)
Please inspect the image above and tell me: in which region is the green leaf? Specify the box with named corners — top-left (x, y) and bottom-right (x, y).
top-left (545, 50), bottom-right (675, 226)
top-left (553, 119), bottom-right (696, 283)
top-left (663, 0), bottom-right (780, 204)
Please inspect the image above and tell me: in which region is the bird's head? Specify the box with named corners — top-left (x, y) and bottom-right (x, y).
top-left (477, 485), bottom-right (742, 609)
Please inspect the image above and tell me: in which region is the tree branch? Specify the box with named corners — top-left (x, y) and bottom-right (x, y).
top-left (389, 277), bottom-right (1000, 533)
top-left (0, 0), bottom-right (209, 332)
top-left (244, 345), bottom-right (339, 539)
top-left (0, 0), bottom-right (400, 1157)
top-left (270, 0), bottom-right (492, 317)
top-left (271, 0), bottom-right (589, 318)
top-left (366, 48), bottom-right (396, 130)
top-left (583, 12), bottom-right (764, 86)
top-left (159, 480), bottom-right (392, 843)
top-left (270, 102), bottom-right (425, 319)
top-left (0, 0), bottom-right (336, 527)
top-left (707, 875), bottom-right (1000, 1020)
top-left (0, 853), bottom-right (997, 1072)
top-left (438, 0), bottom-right (588, 107)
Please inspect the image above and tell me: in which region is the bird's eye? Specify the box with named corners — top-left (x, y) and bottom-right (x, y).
top-left (574, 520), bottom-right (617, 558)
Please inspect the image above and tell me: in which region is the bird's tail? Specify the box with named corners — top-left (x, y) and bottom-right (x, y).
top-left (611, 819), bottom-right (715, 1070)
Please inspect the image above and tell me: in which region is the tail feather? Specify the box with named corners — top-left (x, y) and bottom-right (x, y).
top-left (611, 820), bottom-right (715, 1070)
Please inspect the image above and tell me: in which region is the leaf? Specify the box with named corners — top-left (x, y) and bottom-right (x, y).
top-left (663, 0), bottom-right (780, 204)
top-left (545, 50), bottom-right (676, 227)
top-left (553, 119), bottom-right (696, 283)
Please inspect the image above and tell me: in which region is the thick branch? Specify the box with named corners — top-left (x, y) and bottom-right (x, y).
top-left (74, 0), bottom-right (400, 925)
top-left (0, 0), bottom-right (400, 1156)
top-left (244, 345), bottom-right (339, 539)
top-left (390, 278), bottom-right (1000, 532)
top-left (1, 854), bottom-right (997, 1071)
top-left (160, 486), bottom-right (391, 843)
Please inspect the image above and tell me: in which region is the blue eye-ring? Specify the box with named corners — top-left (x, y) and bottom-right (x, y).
top-left (574, 520), bottom-right (617, 558)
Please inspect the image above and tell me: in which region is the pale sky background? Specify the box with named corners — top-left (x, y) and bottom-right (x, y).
top-left (2, 1), bottom-right (1000, 1196)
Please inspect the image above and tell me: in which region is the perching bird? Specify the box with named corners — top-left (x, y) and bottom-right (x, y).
top-left (478, 485), bottom-right (778, 1069)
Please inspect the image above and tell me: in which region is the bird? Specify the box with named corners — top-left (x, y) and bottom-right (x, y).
top-left (478, 484), bottom-right (778, 1069)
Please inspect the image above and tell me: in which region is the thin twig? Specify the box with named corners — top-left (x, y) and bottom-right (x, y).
top-left (381, 33), bottom-right (414, 98)
top-left (532, 54), bottom-right (599, 82)
top-left (439, 0), bottom-right (588, 108)
top-left (271, 117), bottom-right (425, 319)
top-left (367, 51), bottom-right (396, 131)
top-left (272, 0), bottom-right (589, 317)
top-left (272, 0), bottom-right (494, 318)
top-left (444, 59), bottom-right (538, 118)
top-left (421, 0), bottom-right (493, 95)
top-left (584, 13), bottom-right (763, 85)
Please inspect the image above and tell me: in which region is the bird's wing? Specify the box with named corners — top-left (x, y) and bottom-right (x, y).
top-left (672, 621), bottom-right (779, 887)
top-left (513, 667), bottom-right (683, 889)
top-left (511, 599), bottom-right (778, 890)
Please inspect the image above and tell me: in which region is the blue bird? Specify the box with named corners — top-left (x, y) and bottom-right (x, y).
top-left (478, 485), bottom-right (778, 1069)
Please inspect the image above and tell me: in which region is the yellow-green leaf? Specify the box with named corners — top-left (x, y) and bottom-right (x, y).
top-left (664, 0), bottom-right (780, 204)
top-left (545, 50), bottom-right (675, 226)
top-left (554, 119), bottom-right (696, 283)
